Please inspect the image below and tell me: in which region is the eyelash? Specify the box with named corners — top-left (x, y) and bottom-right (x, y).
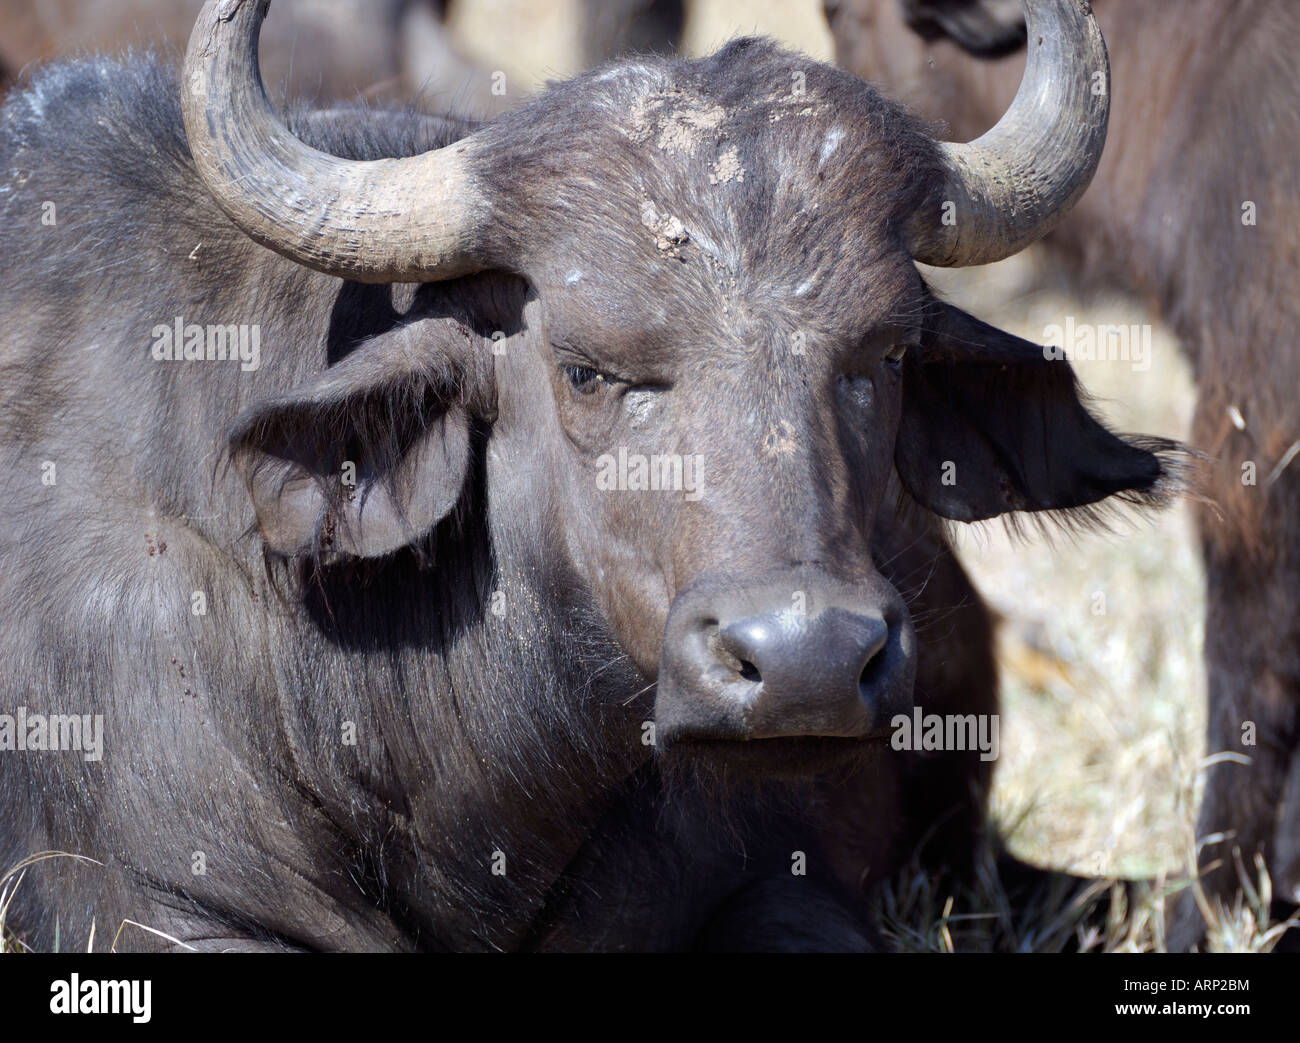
top-left (563, 364), bottom-right (605, 392)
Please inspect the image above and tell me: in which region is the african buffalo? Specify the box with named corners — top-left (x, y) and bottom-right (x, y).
top-left (825, 0), bottom-right (1300, 946)
top-left (0, 0), bottom-right (1180, 951)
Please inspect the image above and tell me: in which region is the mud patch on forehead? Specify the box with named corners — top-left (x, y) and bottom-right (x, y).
top-left (624, 88), bottom-right (727, 158)
top-left (640, 199), bottom-right (690, 256)
top-left (708, 146), bottom-right (745, 185)
top-left (656, 101), bottom-right (726, 156)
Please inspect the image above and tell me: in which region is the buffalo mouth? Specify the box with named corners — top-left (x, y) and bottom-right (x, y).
top-left (663, 733), bottom-right (889, 777)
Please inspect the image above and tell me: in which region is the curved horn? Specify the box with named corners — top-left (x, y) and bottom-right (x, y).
top-left (908, 0), bottom-right (1109, 268)
top-left (182, 0), bottom-right (491, 283)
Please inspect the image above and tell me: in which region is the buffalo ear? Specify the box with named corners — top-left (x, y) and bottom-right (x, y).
top-left (230, 318), bottom-right (483, 559)
top-left (894, 304), bottom-right (1182, 522)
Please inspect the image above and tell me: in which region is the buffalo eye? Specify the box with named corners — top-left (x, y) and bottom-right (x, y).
top-left (563, 364), bottom-right (604, 393)
top-left (884, 342), bottom-right (911, 369)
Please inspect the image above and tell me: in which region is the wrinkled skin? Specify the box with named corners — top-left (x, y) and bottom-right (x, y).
top-left (0, 37), bottom-right (1177, 950)
top-left (825, 0), bottom-right (1300, 948)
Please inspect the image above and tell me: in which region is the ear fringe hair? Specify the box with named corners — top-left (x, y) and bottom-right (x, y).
top-left (995, 436), bottom-right (1203, 545)
top-left (888, 436), bottom-right (1204, 549)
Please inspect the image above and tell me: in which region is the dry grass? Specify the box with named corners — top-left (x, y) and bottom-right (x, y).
top-left (1, 852), bottom-right (108, 954)
top-left (1, 883), bottom-right (21, 953)
top-left (877, 826), bottom-right (1298, 953)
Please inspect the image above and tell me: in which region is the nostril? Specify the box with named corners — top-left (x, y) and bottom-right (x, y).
top-left (708, 626), bottom-right (763, 684)
top-left (714, 621), bottom-right (769, 685)
top-left (855, 617), bottom-right (891, 692)
top-left (858, 643), bottom-right (888, 691)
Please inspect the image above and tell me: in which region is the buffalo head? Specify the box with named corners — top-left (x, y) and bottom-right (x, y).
top-left (187, 0), bottom-right (1178, 769)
